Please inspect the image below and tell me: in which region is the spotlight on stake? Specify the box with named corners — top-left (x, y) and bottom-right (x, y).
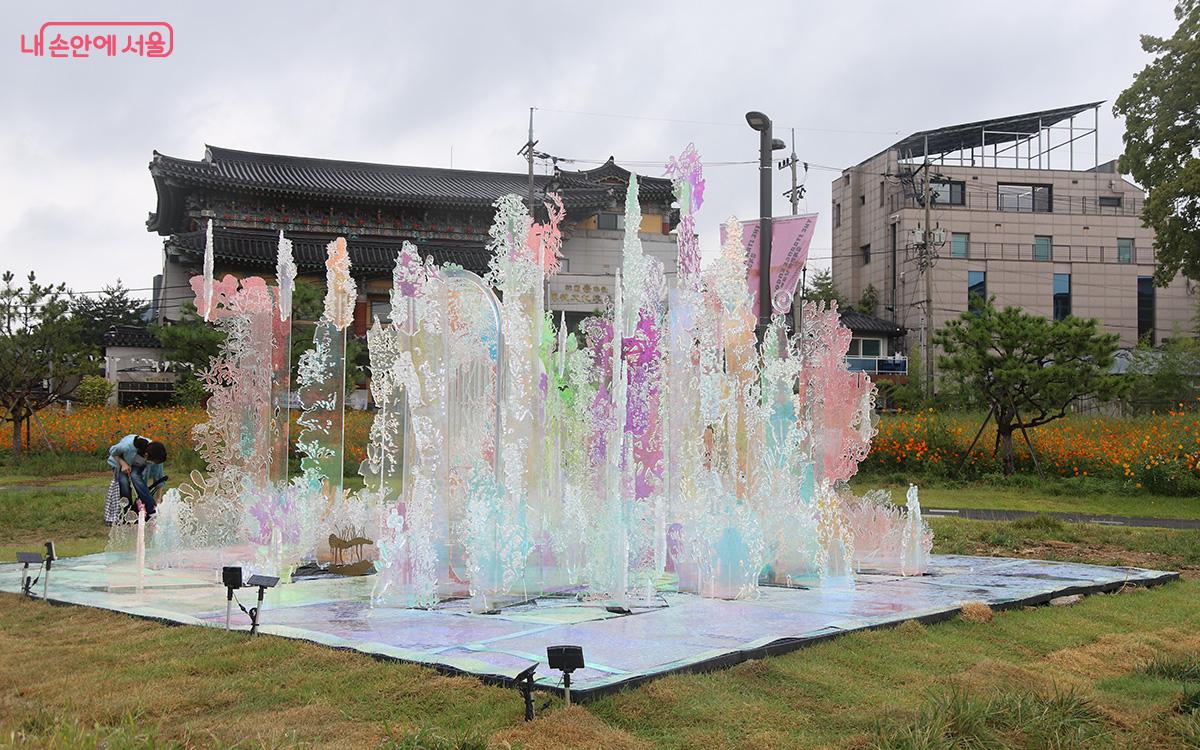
top-left (546, 645), bottom-right (584, 706)
top-left (515, 663), bottom-right (537, 721)
top-left (219, 567), bottom-right (279, 634)
top-left (221, 566), bottom-right (243, 630)
top-left (42, 541), bottom-right (56, 599)
top-left (246, 574), bottom-right (279, 635)
top-left (16, 551), bottom-right (42, 598)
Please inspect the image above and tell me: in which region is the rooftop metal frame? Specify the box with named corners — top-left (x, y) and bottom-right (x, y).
top-left (894, 102), bottom-right (1104, 171)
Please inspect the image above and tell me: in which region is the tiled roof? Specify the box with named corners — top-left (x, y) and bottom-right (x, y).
top-left (149, 146), bottom-right (673, 217)
top-left (838, 309), bottom-right (906, 336)
top-left (167, 227), bottom-right (492, 276)
top-left (103, 324), bottom-right (162, 349)
top-left (554, 157), bottom-right (677, 203)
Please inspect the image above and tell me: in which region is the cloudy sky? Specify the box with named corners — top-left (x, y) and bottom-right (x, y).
top-left (0, 1), bottom-right (1177, 306)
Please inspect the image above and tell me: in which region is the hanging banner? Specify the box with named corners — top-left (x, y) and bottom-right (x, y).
top-left (721, 213), bottom-right (818, 318)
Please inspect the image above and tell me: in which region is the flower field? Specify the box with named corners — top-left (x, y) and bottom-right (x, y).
top-left (864, 406), bottom-right (1200, 494)
top-left (2, 406), bottom-right (372, 467)
top-left (6, 405), bottom-right (1200, 495)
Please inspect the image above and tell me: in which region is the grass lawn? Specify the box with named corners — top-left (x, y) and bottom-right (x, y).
top-left (853, 475), bottom-right (1200, 520)
top-left (2, 462), bottom-right (1200, 747)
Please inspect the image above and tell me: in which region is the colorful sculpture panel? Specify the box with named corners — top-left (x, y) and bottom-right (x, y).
top-left (124, 145), bottom-right (931, 610)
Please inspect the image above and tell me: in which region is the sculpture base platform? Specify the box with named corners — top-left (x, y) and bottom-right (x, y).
top-left (0, 554), bottom-right (1175, 699)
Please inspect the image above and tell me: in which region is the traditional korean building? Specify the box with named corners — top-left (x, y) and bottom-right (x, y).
top-left (107, 145), bottom-right (678, 401)
top-left (146, 145), bottom-right (679, 331)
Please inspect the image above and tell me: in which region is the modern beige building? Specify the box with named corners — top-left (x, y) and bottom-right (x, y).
top-left (832, 103), bottom-right (1197, 378)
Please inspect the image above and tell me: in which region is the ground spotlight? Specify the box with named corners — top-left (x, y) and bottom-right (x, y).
top-left (220, 567), bottom-right (279, 634)
top-left (16, 551), bottom-right (43, 598)
top-left (546, 644), bottom-right (585, 706)
top-left (222, 565), bottom-right (243, 629)
top-left (246, 574), bottom-right (279, 635)
top-left (42, 541), bottom-right (56, 599)
top-left (515, 663), bottom-right (537, 721)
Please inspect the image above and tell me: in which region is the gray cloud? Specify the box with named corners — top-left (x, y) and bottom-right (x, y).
top-left (0, 0), bottom-right (1177, 302)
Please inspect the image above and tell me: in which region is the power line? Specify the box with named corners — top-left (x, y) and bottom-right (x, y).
top-left (549, 155), bottom-right (756, 168)
top-left (534, 107), bottom-right (902, 137)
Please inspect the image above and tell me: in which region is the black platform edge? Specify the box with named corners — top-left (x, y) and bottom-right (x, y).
top-left (10, 569), bottom-right (1181, 703)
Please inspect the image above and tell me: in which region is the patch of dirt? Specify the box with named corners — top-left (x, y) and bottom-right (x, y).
top-left (949, 657), bottom-right (1070, 696)
top-left (491, 705), bottom-right (651, 750)
top-left (948, 627), bottom-right (1200, 733)
top-left (964, 539), bottom-right (1192, 574)
top-left (0, 472), bottom-right (107, 487)
top-left (960, 601), bottom-right (993, 623)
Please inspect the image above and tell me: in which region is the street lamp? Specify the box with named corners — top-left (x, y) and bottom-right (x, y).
top-left (745, 111), bottom-right (787, 341)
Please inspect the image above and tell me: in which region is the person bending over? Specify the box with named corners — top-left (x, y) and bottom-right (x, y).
top-left (107, 434), bottom-right (168, 518)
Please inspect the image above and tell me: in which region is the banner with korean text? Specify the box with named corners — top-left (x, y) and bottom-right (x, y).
top-left (720, 213), bottom-right (818, 318)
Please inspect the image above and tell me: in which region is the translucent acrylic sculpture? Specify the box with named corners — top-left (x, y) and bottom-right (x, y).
top-left (126, 144), bottom-right (931, 610)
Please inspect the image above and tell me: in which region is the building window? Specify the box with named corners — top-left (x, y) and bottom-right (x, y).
top-left (834, 202), bottom-right (841, 228)
top-left (998, 183), bottom-right (1053, 212)
top-left (847, 338), bottom-right (883, 357)
top-left (879, 180), bottom-right (885, 206)
top-left (861, 244), bottom-right (871, 265)
top-left (1137, 276), bottom-right (1156, 344)
top-left (597, 213), bottom-right (625, 231)
top-left (950, 232), bottom-right (969, 259)
top-left (1033, 235), bottom-right (1053, 262)
top-left (1098, 195), bottom-right (1123, 209)
top-left (1052, 273), bottom-right (1071, 321)
top-left (968, 271), bottom-right (987, 313)
top-left (930, 180), bottom-right (965, 206)
top-left (1117, 237), bottom-right (1134, 264)
top-left (859, 194), bottom-right (866, 206)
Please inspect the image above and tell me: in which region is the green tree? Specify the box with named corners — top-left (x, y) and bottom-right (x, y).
top-left (151, 302), bottom-right (226, 377)
top-left (172, 376), bottom-right (207, 406)
top-left (70, 282), bottom-right (147, 349)
top-left (1114, 0), bottom-right (1200, 283)
top-left (933, 299), bottom-right (1125, 475)
top-left (854, 284), bottom-right (879, 316)
top-left (0, 272), bottom-right (94, 459)
top-left (802, 268), bottom-right (845, 308)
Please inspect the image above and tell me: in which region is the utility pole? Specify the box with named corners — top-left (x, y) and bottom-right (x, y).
top-left (920, 158), bottom-right (935, 398)
top-left (524, 107), bottom-right (536, 210)
top-left (517, 107), bottom-right (546, 312)
top-left (779, 128), bottom-right (807, 335)
top-left (788, 128), bottom-right (800, 216)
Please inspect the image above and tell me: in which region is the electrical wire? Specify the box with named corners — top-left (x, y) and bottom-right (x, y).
top-left (533, 107), bottom-right (902, 137)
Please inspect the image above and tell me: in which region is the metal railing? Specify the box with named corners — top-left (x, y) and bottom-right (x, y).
top-left (846, 357), bottom-right (908, 375)
top-left (937, 242), bottom-right (1150, 265)
top-left (900, 191), bottom-right (1142, 217)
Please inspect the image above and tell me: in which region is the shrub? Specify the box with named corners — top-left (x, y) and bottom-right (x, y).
top-left (74, 375), bottom-right (113, 406)
top-left (172, 376), bottom-right (207, 407)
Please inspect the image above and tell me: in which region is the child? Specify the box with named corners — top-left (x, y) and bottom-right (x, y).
top-left (107, 434), bottom-right (168, 519)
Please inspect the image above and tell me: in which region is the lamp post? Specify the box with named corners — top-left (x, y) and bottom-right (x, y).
top-left (745, 111), bottom-right (787, 342)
